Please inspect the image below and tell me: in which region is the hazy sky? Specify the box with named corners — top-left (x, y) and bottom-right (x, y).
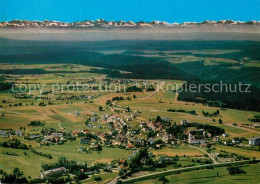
top-left (1, 0), bottom-right (259, 22)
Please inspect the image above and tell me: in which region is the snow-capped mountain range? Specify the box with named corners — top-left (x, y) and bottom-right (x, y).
top-left (1, 19), bottom-right (259, 28)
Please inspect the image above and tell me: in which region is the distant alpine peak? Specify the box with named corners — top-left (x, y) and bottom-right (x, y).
top-left (0, 19), bottom-right (259, 28)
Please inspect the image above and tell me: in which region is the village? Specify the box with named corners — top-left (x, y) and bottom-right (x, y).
top-left (0, 64), bottom-right (259, 183)
top-left (1, 108), bottom-right (259, 182)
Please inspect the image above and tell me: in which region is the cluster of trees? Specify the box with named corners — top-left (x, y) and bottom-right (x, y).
top-left (155, 155), bottom-right (180, 169)
top-left (227, 166), bottom-right (246, 175)
top-left (28, 120), bottom-right (45, 126)
top-left (41, 157), bottom-right (88, 176)
top-left (39, 102), bottom-right (46, 106)
top-left (126, 86), bottom-right (142, 92)
top-left (0, 168), bottom-right (28, 183)
top-left (13, 94), bottom-right (33, 99)
top-left (150, 139), bottom-right (164, 149)
top-left (84, 133), bottom-right (100, 140)
top-left (94, 176), bottom-right (102, 181)
top-left (167, 109), bottom-right (197, 115)
top-left (147, 130), bottom-right (157, 138)
top-left (123, 149), bottom-right (183, 178)
top-left (146, 86), bottom-right (155, 91)
top-left (0, 82), bottom-right (14, 91)
top-left (112, 96), bottom-right (124, 101)
top-left (1, 138), bottom-right (28, 150)
top-left (40, 128), bottom-right (56, 135)
top-left (191, 158), bottom-right (213, 164)
top-left (3, 152), bottom-right (19, 156)
top-left (106, 100), bottom-right (112, 105)
top-left (185, 122), bottom-right (225, 136)
top-left (248, 115), bottom-right (260, 122)
top-left (202, 110), bottom-right (220, 117)
top-left (128, 148), bottom-right (155, 173)
top-left (30, 148), bottom-right (53, 159)
top-left (166, 124), bottom-right (186, 140)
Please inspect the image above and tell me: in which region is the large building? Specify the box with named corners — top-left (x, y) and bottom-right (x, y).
top-left (188, 129), bottom-right (206, 144)
top-left (40, 167), bottom-right (66, 178)
top-left (249, 136), bottom-right (260, 146)
top-left (51, 133), bottom-right (63, 138)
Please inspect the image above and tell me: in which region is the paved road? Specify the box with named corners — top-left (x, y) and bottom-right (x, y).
top-left (120, 159), bottom-right (258, 183)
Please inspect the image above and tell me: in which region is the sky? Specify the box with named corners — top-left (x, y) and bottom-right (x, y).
top-left (0, 0), bottom-right (259, 23)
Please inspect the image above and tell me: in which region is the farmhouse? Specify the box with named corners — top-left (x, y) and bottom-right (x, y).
top-left (188, 129), bottom-right (205, 144)
top-left (249, 136), bottom-right (260, 146)
top-left (40, 167), bottom-right (66, 178)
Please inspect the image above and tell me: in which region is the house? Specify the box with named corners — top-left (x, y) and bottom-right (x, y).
top-left (249, 136), bottom-right (260, 146)
top-left (40, 167), bottom-right (66, 178)
top-left (127, 144), bottom-right (135, 150)
top-left (251, 124), bottom-right (260, 128)
top-left (232, 138), bottom-right (240, 144)
top-left (118, 135), bottom-right (128, 143)
top-left (87, 124), bottom-right (93, 128)
top-left (127, 117), bottom-right (132, 121)
top-left (222, 133), bottom-right (229, 137)
top-left (162, 118), bottom-right (172, 122)
top-left (131, 113), bottom-right (139, 118)
top-left (15, 130), bottom-right (23, 136)
top-left (29, 134), bottom-right (40, 139)
top-left (213, 136), bottom-right (220, 142)
top-left (224, 140), bottom-right (233, 145)
top-left (206, 133), bottom-right (212, 137)
top-left (140, 122), bottom-right (147, 128)
top-left (82, 129), bottom-right (90, 134)
top-left (188, 129), bottom-right (205, 144)
top-left (0, 130), bottom-right (5, 136)
top-left (200, 143), bottom-right (208, 148)
top-left (91, 117), bottom-right (98, 122)
top-left (80, 138), bottom-right (90, 145)
top-left (1, 133), bottom-right (10, 138)
top-left (162, 133), bottom-right (175, 142)
top-left (77, 147), bottom-right (86, 153)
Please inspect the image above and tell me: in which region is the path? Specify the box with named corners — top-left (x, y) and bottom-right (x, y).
top-left (145, 81), bottom-right (165, 98)
top-left (189, 145), bottom-right (219, 164)
top-left (106, 176), bottom-right (119, 184)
